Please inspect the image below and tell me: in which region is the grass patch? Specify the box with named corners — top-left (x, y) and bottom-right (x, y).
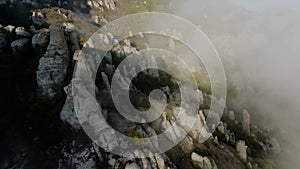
top-left (33, 7), bottom-right (75, 27)
top-left (128, 128), bottom-right (150, 146)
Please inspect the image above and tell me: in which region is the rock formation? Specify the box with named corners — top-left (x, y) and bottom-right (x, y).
top-left (242, 109), bottom-right (251, 136)
top-left (11, 38), bottom-right (30, 54)
top-left (15, 27), bottom-right (32, 38)
top-left (60, 84), bottom-right (81, 130)
top-left (36, 25), bottom-right (69, 97)
top-left (191, 152), bottom-right (216, 169)
top-left (32, 30), bottom-right (49, 51)
top-left (236, 140), bottom-right (248, 162)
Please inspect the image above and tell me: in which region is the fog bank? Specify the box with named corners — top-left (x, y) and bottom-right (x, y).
top-left (164, 0), bottom-right (300, 167)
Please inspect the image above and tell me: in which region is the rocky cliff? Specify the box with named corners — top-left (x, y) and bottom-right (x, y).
top-left (0, 1), bottom-right (281, 169)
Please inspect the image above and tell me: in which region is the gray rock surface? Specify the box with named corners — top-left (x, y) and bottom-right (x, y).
top-left (11, 38), bottom-right (30, 53)
top-left (32, 30), bottom-right (49, 49)
top-left (87, 0), bottom-right (116, 10)
top-left (4, 25), bottom-right (15, 33)
top-left (228, 110), bottom-right (235, 121)
top-left (217, 121), bottom-right (225, 134)
top-left (191, 152), bottom-right (213, 169)
top-left (60, 84), bottom-right (81, 130)
top-left (29, 25), bottom-right (38, 34)
top-left (58, 141), bottom-right (98, 169)
top-left (36, 25), bottom-right (69, 97)
top-left (15, 27), bottom-right (32, 38)
top-left (236, 140), bottom-right (247, 162)
top-left (242, 109), bottom-right (250, 136)
top-left (31, 11), bottom-right (47, 26)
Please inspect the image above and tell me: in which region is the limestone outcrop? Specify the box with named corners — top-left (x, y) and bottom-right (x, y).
top-left (36, 25), bottom-right (69, 97)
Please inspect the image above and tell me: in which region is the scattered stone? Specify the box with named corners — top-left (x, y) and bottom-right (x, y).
top-left (206, 110), bottom-right (220, 132)
top-left (64, 23), bottom-right (76, 33)
top-left (247, 162), bottom-right (253, 169)
top-left (198, 89), bottom-right (204, 105)
top-left (189, 113), bottom-right (205, 140)
top-left (15, 27), bottom-right (32, 38)
top-left (155, 154), bottom-right (165, 169)
top-left (32, 30), bottom-right (49, 50)
top-left (58, 143), bottom-right (98, 169)
top-left (179, 136), bottom-right (194, 154)
top-left (191, 152), bottom-right (212, 169)
top-left (242, 109), bottom-right (251, 136)
top-left (29, 25), bottom-right (38, 34)
top-left (269, 138), bottom-right (281, 154)
top-left (11, 38), bottom-right (30, 53)
top-left (236, 140), bottom-right (247, 162)
top-left (108, 157), bottom-right (116, 166)
top-left (228, 110), bottom-right (235, 121)
top-left (32, 11), bottom-right (47, 26)
top-left (217, 121), bottom-right (225, 134)
top-left (4, 25), bottom-right (15, 33)
top-left (87, 0), bottom-right (116, 10)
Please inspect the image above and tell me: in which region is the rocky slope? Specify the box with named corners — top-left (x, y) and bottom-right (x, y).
top-left (0, 1), bottom-right (281, 169)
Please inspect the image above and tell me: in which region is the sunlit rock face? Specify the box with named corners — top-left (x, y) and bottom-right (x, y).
top-left (36, 25), bottom-right (69, 97)
top-left (87, 0), bottom-right (116, 10)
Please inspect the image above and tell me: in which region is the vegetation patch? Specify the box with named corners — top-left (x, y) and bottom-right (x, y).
top-left (33, 7), bottom-right (75, 27)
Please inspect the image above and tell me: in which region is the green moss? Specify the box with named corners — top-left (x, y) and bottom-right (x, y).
top-left (180, 145), bottom-right (190, 155)
top-left (207, 156), bottom-right (216, 169)
top-left (212, 130), bottom-right (226, 142)
top-left (165, 107), bottom-right (173, 120)
top-left (79, 37), bottom-right (88, 48)
top-left (33, 7), bottom-right (74, 27)
top-left (192, 72), bottom-right (211, 94)
top-left (128, 128), bottom-right (150, 146)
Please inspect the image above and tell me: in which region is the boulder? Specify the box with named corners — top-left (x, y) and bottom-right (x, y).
top-left (31, 11), bottom-right (47, 26)
top-left (191, 152), bottom-right (212, 169)
top-left (217, 121), bottom-right (225, 134)
top-left (269, 138), bottom-right (281, 154)
top-left (11, 38), bottom-right (30, 53)
top-left (64, 23), bottom-right (76, 33)
top-left (58, 142), bottom-right (98, 169)
top-left (242, 109), bottom-right (250, 136)
top-left (198, 89), bottom-right (204, 105)
top-left (228, 110), bottom-right (235, 121)
top-left (179, 136), bottom-right (194, 154)
top-left (29, 25), bottom-right (38, 34)
top-left (189, 113), bottom-right (205, 140)
top-left (32, 30), bottom-right (49, 50)
top-left (4, 25), bottom-right (15, 33)
top-left (236, 140), bottom-right (247, 162)
top-left (15, 27), bottom-right (32, 38)
top-left (154, 154), bottom-right (165, 169)
top-left (60, 84), bottom-right (81, 130)
top-left (87, 0), bottom-right (116, 10)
